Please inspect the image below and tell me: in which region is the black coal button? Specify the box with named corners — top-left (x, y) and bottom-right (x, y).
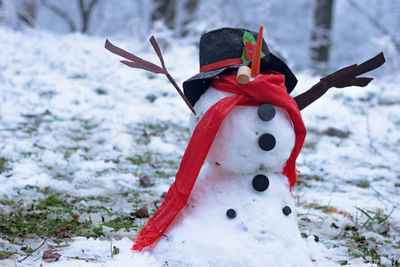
top-left (258, 134), bottom-right (276, 151)
top-left (226, 208), bottom-right (237, 219)
top-left (282, 206), bottom-right (292, 216)
top-left (252, 174), bottom-right (270, 192)
top-left (257, 104), bottom-right (276, 121)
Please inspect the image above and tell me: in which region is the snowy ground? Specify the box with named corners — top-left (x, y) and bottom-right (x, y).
top-left (0, 27), bottom-right (399, 266)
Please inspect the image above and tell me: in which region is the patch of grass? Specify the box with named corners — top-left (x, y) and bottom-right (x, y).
top-left (39, 90), bottom-right (58, 99)
top-left (322, 127), bottom-right (351, 138)
top-left (104, 158), bottom-right (121, 164)
top-left (53, 172), bottom-right (74, 182)
top-left (95, 88), bottom-right (108, 95)
top-left (355, 207), bottom-right (394, 232)
top-left (308, 127), bottom-right (350, 138)
top-left (346, 179), bottom-right (370, 188)
top-left (103, 217), bottom-right (138, 232)
top-left (0, 188), bottom-right (145, 246)
top-left (303, 141), bottom-right (317, 149)
top-left (336, 207), bottom-right (397, 266)
top-left (126, 153), bottom-right (151, 165)
top-left (18, 110), bottom-right (55, 135)
top-left (0, 198), bottom-right (15, 206)
top-left (128, 121), bottom-right (189, 147)
top-left (371, 165), bottom-right (390, 170)
top-left (71, 136), bottom-right (88, 142)
top-left (20, 151), bottom-right (37, 158)
top-left (68, 74), bottom-right (87, 79)
top-left (84, 195), bottom-right (113, 204)
top-left (298, 174), bottom-right (325, 182)
top-left (301, 202), bottom-right (344, 215)
top-left (58, 145), bottom-right (90, 160)
top-left (126, 150), bottom-right (179, 179)
top-left (0, 250), bottom-right (16, 259)
top-left (95, 169), bottom-right (112, 177)
top-left (378, 99), bottom-right (400, 106)
top-left (145, 94), bottom-right (157, 103)
top-left (299, 199), bottom-right (398, 266)
top-left (0, 119), bottom-right (188, 259)
top-left (70, 117), bottom-right (99, 132)
top-left (0, 157), bottom-right (10, 174)
top-left (373, 177), bottom-right (385, 182)
top-left (296, 174), bottom-right (325, 188)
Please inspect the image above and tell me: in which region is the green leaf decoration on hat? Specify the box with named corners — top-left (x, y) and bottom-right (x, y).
top-left (242, 31), bottom-right (257, 46)
top-left (241, 31), bottom-right (265, 63)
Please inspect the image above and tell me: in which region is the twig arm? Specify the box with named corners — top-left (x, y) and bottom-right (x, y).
top-left (105, 38), bottom-right (196, 115)
top-left (294, 83), bottom-right (328, 111)
top-left (105, 39), bottom-right (165, 74)
top-left (294, 52), bottom-right (385, 110)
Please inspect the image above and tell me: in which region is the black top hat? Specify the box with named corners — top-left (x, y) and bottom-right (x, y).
top-left (183, 27), bottom-right (298, 106)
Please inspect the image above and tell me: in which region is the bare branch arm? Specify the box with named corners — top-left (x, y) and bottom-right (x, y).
top-left (105, 37), bottom-right (196, 115)
top-left (105, 39), bottom-right (165, 73)
top-left (294, 53), bottom-right (385, 110)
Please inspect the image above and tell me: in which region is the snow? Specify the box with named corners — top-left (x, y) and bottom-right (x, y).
top-left (0, 26), bottom-right (193, 197)
top-left (152, 166), bottom-right (312, 266)
top-left (0, 26), bottom-right (399, 266)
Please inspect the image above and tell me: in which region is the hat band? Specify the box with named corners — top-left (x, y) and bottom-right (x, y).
top-left (200, 58), bottom-right (243, 73)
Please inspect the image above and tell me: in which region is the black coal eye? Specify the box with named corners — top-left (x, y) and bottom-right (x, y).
top-left (257, 104), bottom-right (276, 121)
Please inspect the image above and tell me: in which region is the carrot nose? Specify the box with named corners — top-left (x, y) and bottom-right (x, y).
top-left (251, 25), bottom-right (264, 77)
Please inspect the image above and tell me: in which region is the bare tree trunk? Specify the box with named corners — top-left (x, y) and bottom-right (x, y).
top-left (181, 0), bottom-right (198, 36)
top-left (41, 0), bottom-right (77, 32)
top-left (151, 0), bottom-right (198, 37)
top-left (18, 0), bottom-right (37, 27)
top-left (78, 0), bottom-right (99, 33)
top-left (151, 0), bottom-right (176, 30)
top-left (310, 0), bottom-right (335, 74)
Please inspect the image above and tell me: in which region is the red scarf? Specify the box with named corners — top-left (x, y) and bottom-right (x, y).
top-left (132, 73), bottom-right (306, 251)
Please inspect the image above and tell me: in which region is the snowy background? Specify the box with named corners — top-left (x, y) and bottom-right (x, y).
top-left (0, 0), bottom-right (399, 266)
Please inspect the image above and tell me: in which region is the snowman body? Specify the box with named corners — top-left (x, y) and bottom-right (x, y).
top-left (152, 85), bottom-right (313, 266)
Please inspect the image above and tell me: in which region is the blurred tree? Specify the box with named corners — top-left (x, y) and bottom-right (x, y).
top-left (151, 0), bottom-right (198, 36)
top-left (181, 0), bottom-right (198, 36)
top-left (41, 0), bottom-right (99, 33)
top-left (310, 0), bottom-right (334, 74)
top-left (78, 0), bottom-right (99, 33)
top-left (41, 0), bottom-right (76, 31)
top-left (152, 0), bottom-right (176, 30)
top-left (0, 0), bottom-right (38, 28)
top-left (18, 0), bottom-right (37, 27)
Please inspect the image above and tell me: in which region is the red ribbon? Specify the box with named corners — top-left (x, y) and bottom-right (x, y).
top-left (199, 58), bottom-right (243, 72)
top-left (132, 73), bottom-right (306, 251)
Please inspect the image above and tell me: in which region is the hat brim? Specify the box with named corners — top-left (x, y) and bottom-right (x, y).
top-left (183, 53), bottom-right (297, 107)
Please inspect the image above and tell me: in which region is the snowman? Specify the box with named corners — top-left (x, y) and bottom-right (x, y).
top-left (105, 27), bottom-right (385, 266)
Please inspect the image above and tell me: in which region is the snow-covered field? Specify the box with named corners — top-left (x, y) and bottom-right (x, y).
top-left (0, 27), bottom-right (399, 266)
